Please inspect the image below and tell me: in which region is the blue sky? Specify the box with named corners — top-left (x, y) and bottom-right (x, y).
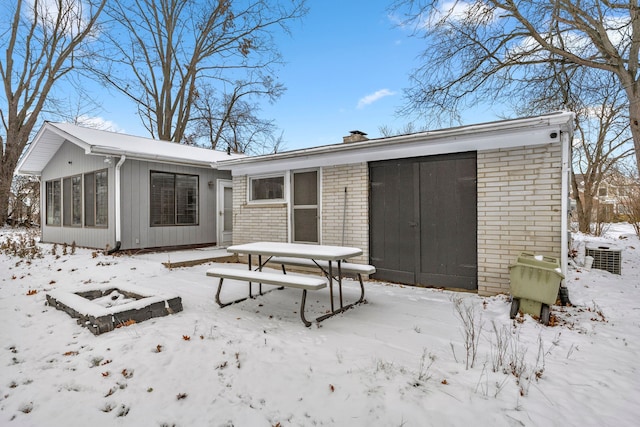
top-left (259, 1), bottom-right (420, 149)
top-left (95, 1), bottom-right (499, 151)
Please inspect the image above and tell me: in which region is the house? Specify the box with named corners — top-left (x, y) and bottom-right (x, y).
top-left (216, 112), bottom-right (575, 296)
top-left (16, 122), bottom-right (244, 251)
top-left (572, 172), bottom-right (637, 221)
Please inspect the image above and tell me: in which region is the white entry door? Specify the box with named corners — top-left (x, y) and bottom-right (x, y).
top-left (217, 180), bottom-right (233, 247)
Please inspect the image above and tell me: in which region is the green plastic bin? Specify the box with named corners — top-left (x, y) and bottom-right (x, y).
top-left (508, 252), bottom-right (564, 325)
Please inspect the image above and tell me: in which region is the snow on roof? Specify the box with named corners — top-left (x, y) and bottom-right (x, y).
top-left (17, 122), bottom-right (245, 175)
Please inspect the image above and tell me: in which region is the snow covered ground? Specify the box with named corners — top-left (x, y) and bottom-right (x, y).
top-left (1, 224), bottom-right (639, 427)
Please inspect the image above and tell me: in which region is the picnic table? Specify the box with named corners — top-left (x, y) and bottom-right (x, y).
top-left (206, 242), bottom-right (374, 326)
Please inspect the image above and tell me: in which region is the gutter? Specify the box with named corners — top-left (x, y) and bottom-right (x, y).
top-left (214, 111), bottom-right (575, 169)
top-left (560, 131), bottom-right (571, 279)
top-left (107, 155), bottom-right (126, 254)
top-left (88, 146), bottom-right (243, 169)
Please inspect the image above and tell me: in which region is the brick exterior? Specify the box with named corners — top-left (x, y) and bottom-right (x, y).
top-left (232, 175), bottom-right (288, 244)
top-left (231, 143), bottom-right (564, 296)
top-left (231, 166), bottom-right (370, 264)
top-left (477, 144), bottom-right (563, 296)
top-left (321, 164), bottom-right (369, 264)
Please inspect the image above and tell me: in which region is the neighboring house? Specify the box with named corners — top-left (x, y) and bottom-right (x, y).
top-left (217, 112), bottom-right (575, 296)
top-left (16, 122), bottom-right (244, 251)
top-left (572, 172), bottom-right (636, 221)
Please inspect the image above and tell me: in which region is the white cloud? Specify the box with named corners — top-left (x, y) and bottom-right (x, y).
top-left (390, 1), bottom-right (496, 32)
top-left (25, 0), bottom-right (91, 37)
top-left (75, 115), bottom-right (124, 133)
top-left (440, 1), bottom-right (472, 21)
top-left (357, 89), bottom-right (397, 109)
top-left (428, 1), bottom-right (496, 28)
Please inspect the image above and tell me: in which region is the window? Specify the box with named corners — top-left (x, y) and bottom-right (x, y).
top-left (150, 171), bottom-right (199, 226)
top-left (63, 175), bottom-right (82, 226)
top-left (45, 180), bottom-right (61, 226)
top-left (249, 175), bottom-right (285, 202)
top-left (85, 170), bottom-right (108, 227)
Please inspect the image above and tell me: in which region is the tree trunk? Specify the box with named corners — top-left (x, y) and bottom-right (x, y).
top-left (571, 171), bottom-right (594, 233)
top-left (0, 165), bottom-right (12, 226)
top-left (0, 130), bottom-right (28, 226)
top-left (579, 194), bottom-right (594, 234)
top-left (629, 96), bottom-right (640, 173)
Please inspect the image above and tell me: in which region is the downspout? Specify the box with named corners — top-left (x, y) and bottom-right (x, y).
top-left (107, 155), bottom-right (126, 254)
top-left (560, 131), bottom-right (571, 279)
top-left (36, 176), bottom-right (42, 228)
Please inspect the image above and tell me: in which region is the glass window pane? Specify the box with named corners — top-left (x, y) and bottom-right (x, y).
top-left (84, 170), bottom-right (108, 227)
top-left (150, 171), bottom-right (198, 226)
top-left (294, 171), bottom-right (317, 206)
top-left (63, 177), bottom-right (72, 226)
top-left (95, 171), bottom-right (108, 226)
top-left (84, 173), bottom-right (95, 226)
top-left (223, 187), bottom-right (233, 231)
top-left (251, 176), bottom-right (284, 200)
top-left (293, 208), bottom-right (318, 243)
top-left (151, 172), bottom-right (175, 225)
top-left (46, 180), bottom-right (61, 226)
top-left (176, 175), bottom-right (198, 225)
top-left (72, 176), bottom-right (82, 225)
top-left (63, 176), bottom-right (82, 226)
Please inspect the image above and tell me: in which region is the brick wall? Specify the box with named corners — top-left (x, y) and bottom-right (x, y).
top-left (230, 142), bottom-right (564, 295)
top-left (477, 144), bottom-right (563, 296)
top-left (231, 166), bottom-right (370, 264)
top-left (321, 164), bottom-right (369, 264)
top-left (232, 175), bottom-right (288, 244)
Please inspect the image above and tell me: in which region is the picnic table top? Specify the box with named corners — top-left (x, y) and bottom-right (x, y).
top-left (227, 242), bottom-right (362, 261)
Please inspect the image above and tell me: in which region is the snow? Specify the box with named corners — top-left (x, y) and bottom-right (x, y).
top-left (18, 122), bottom-right (245, 175)
top-left (1, 224), bottom-right (639, 426)
top-left (227, 242), bottom-right (363, 260)
top-left (46, 284), bottom-right (181, 317)
top-left (49, 122), bottom-right (246, 163)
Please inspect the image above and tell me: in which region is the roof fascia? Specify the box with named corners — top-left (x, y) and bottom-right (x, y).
top-left (47, 122), bottom-right (94, 153)
top-left (17, 122), bottom-right (231, 174)
top-left (87, 146), bottom-right (216, 169)
top-left (219, 112), bottom-right (575, 176)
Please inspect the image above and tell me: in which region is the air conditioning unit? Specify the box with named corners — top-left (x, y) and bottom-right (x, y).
top-left (585, 245), bottom-right (621, 275)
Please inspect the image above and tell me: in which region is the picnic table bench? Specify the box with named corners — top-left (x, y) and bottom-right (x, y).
top-left (206, 267), bottom-right (328, 326)
top-left (266, 256), bottom-right (375, 306)
top-left (206, 242), bottom-right (374, 327)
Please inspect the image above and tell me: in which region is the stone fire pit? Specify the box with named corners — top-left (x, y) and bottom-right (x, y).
top-left (46, 285), bottom-right (183, 335)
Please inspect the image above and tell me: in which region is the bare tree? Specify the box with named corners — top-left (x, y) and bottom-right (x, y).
top-left (616, 168), bottom-right (640, 236)
top-left (510, 62), bottom-right (634, 233)
top-left (94, 0), bottom-right (306, 144)
top-left (0, 0), bottom-right (106, 225)
top-left (391, 0), bottom-right (640, 171)
top-left (378, 122), bottom-right (427, 137)
top-left (571, 97), bottom-right (634, 232)
top-left (9, 175), bottom-right (40, 226)
top-left (189, 74), bottom-right (284, 154)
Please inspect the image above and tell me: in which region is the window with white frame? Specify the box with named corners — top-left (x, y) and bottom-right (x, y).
top-left (249, 174), bottom-right (285, 202)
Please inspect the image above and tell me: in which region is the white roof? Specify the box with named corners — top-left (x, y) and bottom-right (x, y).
top-left (217, 111), bottom-right (575, 176)
top-left (17, 122), bottom-right (245, 175)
